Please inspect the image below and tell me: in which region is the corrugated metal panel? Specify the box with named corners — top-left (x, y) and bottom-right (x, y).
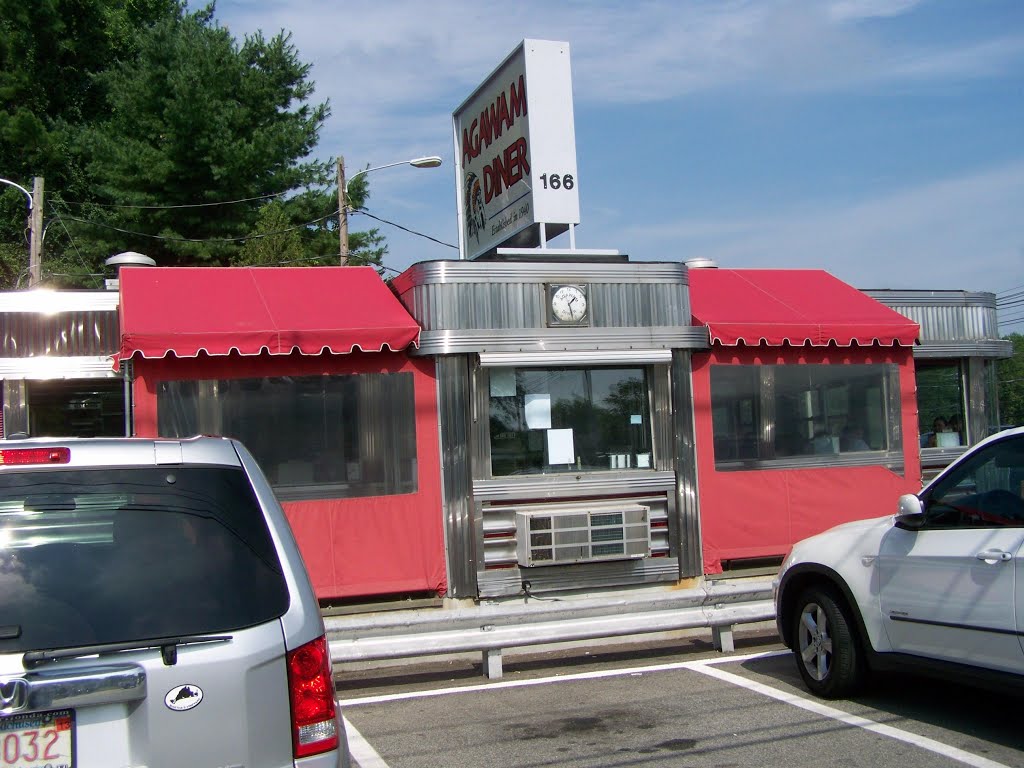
top-left (435, 356), bottom-right (477, 598)
top-left (393, 260), bottom-right (691, 332)
top-left (672, 351), bottom-right (702, 577)
top-left (473, 472), bottom-right (676, 502)
top-left (400, 280), bottom-right (691, 331)
top-left (863, 289), bottom-right (1003, 343)
top-left (477, 556), bottom-right (681, 597)
top-left (0, 310), bottom-right (119, 357)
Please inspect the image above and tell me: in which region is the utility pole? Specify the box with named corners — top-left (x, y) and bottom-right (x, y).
top-left (29, 177), bottom-right (43, 287)
top-left (337, 156), bottom-right (348, 266)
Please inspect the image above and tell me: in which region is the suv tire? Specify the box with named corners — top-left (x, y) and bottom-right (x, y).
top-left (792, 585), bottom-right (864, 699)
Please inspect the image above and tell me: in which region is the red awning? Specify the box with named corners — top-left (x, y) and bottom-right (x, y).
top-left (689, 268), bottom-right (919, 347)
top-left (117, 266), bottom-right (420, 362)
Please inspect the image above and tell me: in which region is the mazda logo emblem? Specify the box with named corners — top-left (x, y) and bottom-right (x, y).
top-left (0, 679), bottom-right (28, 713)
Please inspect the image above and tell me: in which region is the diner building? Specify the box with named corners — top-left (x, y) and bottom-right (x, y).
top-left (0, 262), bottom-right (1012, 602)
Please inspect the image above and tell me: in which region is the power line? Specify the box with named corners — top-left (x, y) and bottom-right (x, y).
top-left (350, 209), bottom-right (458, 250)
top-left (58, 211), bottom-right (338, 243)
top-left (56, 189), bottom-right (293, 210)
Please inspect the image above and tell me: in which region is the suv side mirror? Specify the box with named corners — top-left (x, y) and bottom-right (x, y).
top-left (894, 493), bottom-right (925, 530)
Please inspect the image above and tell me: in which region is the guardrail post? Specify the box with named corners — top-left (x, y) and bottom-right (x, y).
top-left (712, 624), bottom-right (735, 653)
top-left (483, 648), bottom-right (503, 678)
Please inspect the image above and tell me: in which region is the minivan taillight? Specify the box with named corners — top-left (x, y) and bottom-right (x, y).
top-left (286, 634), bottom-right (339, 758)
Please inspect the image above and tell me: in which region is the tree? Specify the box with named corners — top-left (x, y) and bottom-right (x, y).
top-left (73, 5), bottom-right (330, 269)
top-left (998, 333), bottom-right (1024, 427)
top-left (235, 200), bottom-right (305, 267)
top-left (2, 1), bottom-right (386, 286)
top-left (0, 0), bottom-right (181, 282)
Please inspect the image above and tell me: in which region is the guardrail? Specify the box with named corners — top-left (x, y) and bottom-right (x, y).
top-left (326, 577), bottom-right (776, 679)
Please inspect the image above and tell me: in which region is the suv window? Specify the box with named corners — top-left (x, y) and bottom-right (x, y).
top-left (0, 465), bottom-right (289, 653)
top-left (925, 435), bottom-right (1024, 527)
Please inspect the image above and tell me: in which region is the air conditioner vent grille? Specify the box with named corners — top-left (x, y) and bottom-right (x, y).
top-left (515, 505), bottom-right (651, 567)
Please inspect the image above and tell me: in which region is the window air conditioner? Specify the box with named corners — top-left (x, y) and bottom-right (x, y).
top-left (515, 505), bottom-right (651, 567)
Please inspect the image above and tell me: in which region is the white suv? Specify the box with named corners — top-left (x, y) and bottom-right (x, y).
top-left (0, 436), bottom-right (349, 767)
top-left (775, 426), bottom-right (1024, 698)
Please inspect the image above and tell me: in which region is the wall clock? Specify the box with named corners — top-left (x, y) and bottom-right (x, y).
top-left (548, 284), bottom-right (589, 326)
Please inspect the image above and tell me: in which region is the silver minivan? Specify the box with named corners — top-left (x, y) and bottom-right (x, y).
top-left (0, 436), bottom-right (348, 767)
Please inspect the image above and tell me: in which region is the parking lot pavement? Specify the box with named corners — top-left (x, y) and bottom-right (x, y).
top-left (338, 636), bottom-right (1024, 768)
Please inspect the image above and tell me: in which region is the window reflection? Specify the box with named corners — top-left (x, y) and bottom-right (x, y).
top-left (27, 379), bottom-right (125, 437)
top-left (711, 364), bottom-right (897, 466)
top-left (157, 373), bottom-right (417, 500)
top-left (488, 367), bottom-right (652, 476)
top-left (916, 362), bottom-right (965, 448)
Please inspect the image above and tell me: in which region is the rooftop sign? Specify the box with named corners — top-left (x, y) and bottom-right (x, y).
top-left (453, 39), bottom-right (580, 260)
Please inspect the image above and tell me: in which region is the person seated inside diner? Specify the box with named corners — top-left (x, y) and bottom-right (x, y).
top-left (840, 424), bottom-right (870, 452)
top-left (926, 416), bottom-right (948, 448)
top-left (948, 413), bottom-right (964, 443)
top-left (810, 429), bottom-right (836, 454)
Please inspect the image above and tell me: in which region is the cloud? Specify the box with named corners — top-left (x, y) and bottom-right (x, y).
top-left (212, 0), bottom-right (1024, 160)
top-left (827, 0), bottom-right (925, 22)
top-left (207, 0), bottom-right (1024, 298)
top-left (619, 160), bottom-right (1024, 294)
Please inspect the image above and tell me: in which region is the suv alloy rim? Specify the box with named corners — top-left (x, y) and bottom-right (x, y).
top-left (798, 601), bottom-right (832, 681)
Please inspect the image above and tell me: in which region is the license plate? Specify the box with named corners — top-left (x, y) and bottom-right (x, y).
top-left (0, 709), bottom-right (73, 768)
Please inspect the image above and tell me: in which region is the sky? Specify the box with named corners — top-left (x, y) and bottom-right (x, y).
top-left (209, 0), bottom-right (1024, 332)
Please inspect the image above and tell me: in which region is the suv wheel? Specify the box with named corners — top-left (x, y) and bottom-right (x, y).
top-left (793, 585), bottom-right (864, 698)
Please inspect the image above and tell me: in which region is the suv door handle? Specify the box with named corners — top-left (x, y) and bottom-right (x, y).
top-left (976, 549), bottom-right (1012, 563)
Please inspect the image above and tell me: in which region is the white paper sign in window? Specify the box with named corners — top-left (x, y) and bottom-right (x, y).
top-left (525, 394), bottom-right (552, 430)
top-left (547, 428), bottom-right (575, 465)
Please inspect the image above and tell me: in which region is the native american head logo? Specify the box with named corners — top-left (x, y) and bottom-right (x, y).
top-left (464, 172), bottom-right (486, 244)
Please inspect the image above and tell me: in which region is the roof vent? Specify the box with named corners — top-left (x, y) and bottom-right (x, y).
top-left (684, 257), bottom-right (718, 269)
top-left (104, 252), bottom-right (155, 290)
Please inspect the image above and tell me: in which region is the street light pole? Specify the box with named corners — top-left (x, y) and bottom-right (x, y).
top-left (0, 175), bottom-right (41, 287)
top-left (337, 155), bottom-right (443, 266)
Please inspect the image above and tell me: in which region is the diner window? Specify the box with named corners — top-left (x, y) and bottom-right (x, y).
top-left (28, 379), bottom-right (125, 437)
top-left (711, 364), bottom-right (898, 466)
top-left (916, 361), bottom-right (965, 448)
top-left (157, 373), bottom-right (417, 500)
top-left (488, 367), bottom-right (652, 476)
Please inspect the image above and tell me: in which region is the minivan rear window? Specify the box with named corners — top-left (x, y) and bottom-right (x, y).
top-left (0, 466), bottom-right (290, 653)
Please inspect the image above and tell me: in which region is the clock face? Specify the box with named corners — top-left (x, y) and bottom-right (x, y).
top-left (550, 285), bottom-right (588, 324)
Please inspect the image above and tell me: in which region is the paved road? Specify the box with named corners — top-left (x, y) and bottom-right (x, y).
top-left (336, 629), bottom-right (1024, 768)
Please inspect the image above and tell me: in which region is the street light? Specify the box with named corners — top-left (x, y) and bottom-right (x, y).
top-left (337, 155), bottom-right (442, 265)
top-left (0, 176), bottom-right (43, 287)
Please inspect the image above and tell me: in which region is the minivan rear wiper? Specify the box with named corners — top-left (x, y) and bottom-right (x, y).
top-left (23, 634), bottom-right (233, 668)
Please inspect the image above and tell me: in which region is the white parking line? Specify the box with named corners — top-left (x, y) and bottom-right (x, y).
top-left (338, 649), bottom-right (1013, 768)
top-left (688, 659), bottom-right (1013, 768)
top-left (344, 716), bottom-right (391, 768)
top-left (338, 651), bottom-right (787, 707)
